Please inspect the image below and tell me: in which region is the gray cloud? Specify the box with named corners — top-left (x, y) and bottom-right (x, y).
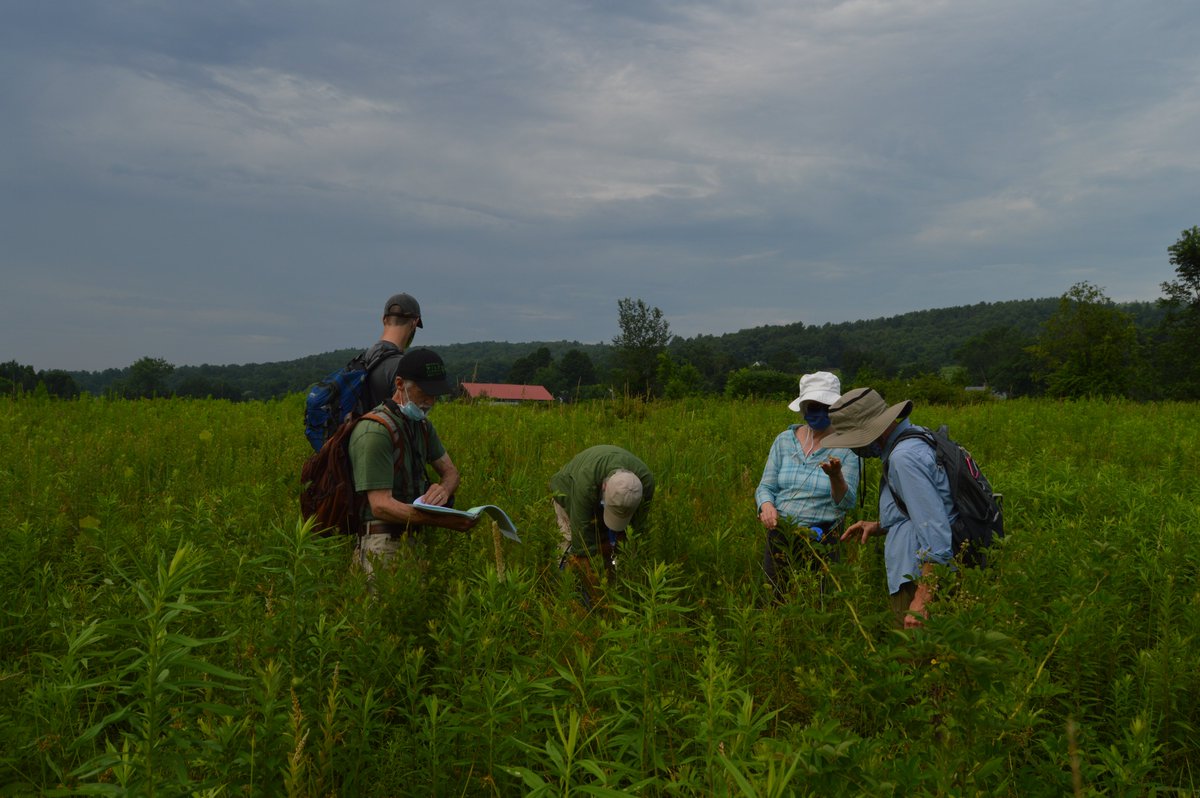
top-left (1, 0), bottom-right (1197, 369)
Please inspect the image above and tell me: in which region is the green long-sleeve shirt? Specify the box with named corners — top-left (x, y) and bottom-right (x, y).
top-left (549, 445), bottom-right (655, 556)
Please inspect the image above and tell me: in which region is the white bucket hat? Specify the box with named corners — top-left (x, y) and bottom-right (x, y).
top-left (787, 371), bottom-right (842, 413)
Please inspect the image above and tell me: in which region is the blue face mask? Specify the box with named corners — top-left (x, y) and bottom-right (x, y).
top-left (852, 441), bottom-right (884, 459)
top-left (803, 408), bottom-right (831, 430)
top-left (398, 386), bottom-right (431, 421)
top-left (400, 401), bottom-right (427, 422)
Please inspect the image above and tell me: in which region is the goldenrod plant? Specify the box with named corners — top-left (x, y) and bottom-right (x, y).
top-left (1, 392), bottom-right (1198, 795)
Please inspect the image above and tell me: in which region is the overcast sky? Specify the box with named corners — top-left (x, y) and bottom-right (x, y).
top-left (2, 1), bottom-right (1198, 371)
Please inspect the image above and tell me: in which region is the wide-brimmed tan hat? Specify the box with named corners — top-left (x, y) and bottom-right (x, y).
top-left (821, 387), bottom-right (913, 449)
top-left (602, 469), bottom-right (643, 531)
top-left (787, 371), bottom-right (842, 413)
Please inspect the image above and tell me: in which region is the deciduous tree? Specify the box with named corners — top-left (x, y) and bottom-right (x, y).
top-left (508, 347), bottom-right (553, 385)
top-left (1031, 282), bottom-right (1137, 398)
top-left (955, 326), bottom-right (1038, 397)
top-left (613, 298), bottom-right (671, 396)
top-left (1162, 226), bottom-right (1200, 309)
top-left (0, 361), bottom-right (37, 395)
top-left (120, 356), bottom-right (175, 399)
top-left (656, 353), bottom-right (704, 399)
top-left (37, 370), bottom-right (80, 399)
top-left (557, 349), bottom-right (597, 393)
top-left (723, 367), bottom-right (795, 400)
top-left (1154, 226), bottom-right (1200, 398)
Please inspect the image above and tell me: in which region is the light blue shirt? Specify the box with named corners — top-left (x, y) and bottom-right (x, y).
top-left (755, 425), bottom-right (860, 528)
top-left (879, 420), bottom-right (957, 595)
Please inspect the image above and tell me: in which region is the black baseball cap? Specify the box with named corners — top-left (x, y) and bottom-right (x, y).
top-left (394, 348), bottom-right (452, 395)
top-left (384, 293), bottom-right (423, 327)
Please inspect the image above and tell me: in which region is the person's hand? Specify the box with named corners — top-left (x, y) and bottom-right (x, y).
top-left (449, 514), bottom-right (479, 533)
top-left (758, 503), bottom-right (779, 530)
top-left (904, 597), bottom-right (929, 629)
top-left (820, 457), bottom-right (843, 479)
top-left (420, 483), bottom-right (451, 507)
top-left (840, 520), bottom-right (882, 543)
top-left (416, 507), bottom-right (477, 533)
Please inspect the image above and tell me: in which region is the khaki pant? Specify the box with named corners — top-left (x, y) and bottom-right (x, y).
top-left (355, 528), bottom-right (424, 583)
top-left (554, 501), bottom-right (574, 558)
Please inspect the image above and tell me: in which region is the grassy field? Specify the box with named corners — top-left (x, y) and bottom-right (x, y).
top-left (1, 394), bottom-right (1198, 796)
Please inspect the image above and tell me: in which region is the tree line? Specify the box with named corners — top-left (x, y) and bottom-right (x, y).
top-left (608, 228), bottom-right (1199, 403)
top-left (7, 227), bottom-right (1197, 404)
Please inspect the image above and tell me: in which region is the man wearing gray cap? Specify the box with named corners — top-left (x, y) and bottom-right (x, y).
top-left (822, 387), bottom-right (956, 629)
top-left (361, 293), bottom-right (424, 411)
top-left (550, 445), bottom-right (655, 606)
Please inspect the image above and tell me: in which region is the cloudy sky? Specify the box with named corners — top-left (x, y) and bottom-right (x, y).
top-left (2, 1), bottom-right (1198, 371)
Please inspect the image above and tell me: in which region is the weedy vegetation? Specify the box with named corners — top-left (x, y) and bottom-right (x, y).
top-left (1, 393), bottom-right (1198, 796)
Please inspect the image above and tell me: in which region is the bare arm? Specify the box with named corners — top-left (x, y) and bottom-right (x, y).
top-left (422, 453), bottom-right (461, 507)
top-left (756, 436), bottom-right (785, 529)
top-left (364, 452), bottom-right (473, 532)
top-left (365, 489), bottom-right (476, 532)
top-left (820, 456), bottom-right (849, 505)
top-left (904, 562), bottom-right (937, 629)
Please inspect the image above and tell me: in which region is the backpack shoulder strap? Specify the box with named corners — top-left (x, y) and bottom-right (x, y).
top-left (363, 344), bottom-right (402, 373)
top-left (360, 411), bottom-right (403, 453)
top-left (930, 424), bottom-right (965, 492)
top-left (344, 348), bottom-right (370, 370)
top-left (880, 425), bottom-right (938, 515)
top-left (880, 426), bottom-right (935, 486)
top-left (893, 425), bottom-right (935, 448)
top-left (360, 410), bottom-right (430, 500)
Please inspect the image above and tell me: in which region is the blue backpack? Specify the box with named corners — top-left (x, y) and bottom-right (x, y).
top-left (303, 346), bottom-right (399, 452)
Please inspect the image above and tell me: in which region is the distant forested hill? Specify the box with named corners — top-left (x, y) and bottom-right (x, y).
top-left (66, 297), bottom-right (1161, 398)
top-left (676, 297), bottom-right (1163, 380)
top-left (71, 341), bottom-right (615, 399)
top-left (687, 298), bottom-right (1063, 375)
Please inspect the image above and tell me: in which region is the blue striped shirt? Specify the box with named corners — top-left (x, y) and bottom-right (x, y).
top-left (755, 425), bottom-right (860, 528)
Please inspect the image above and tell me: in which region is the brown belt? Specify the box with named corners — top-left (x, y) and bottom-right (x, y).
top-left (362, 521), bottom-right (422, 537)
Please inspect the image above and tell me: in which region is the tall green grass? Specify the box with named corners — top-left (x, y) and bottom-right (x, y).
top-left (1, 393), bottom-right (1197, 795)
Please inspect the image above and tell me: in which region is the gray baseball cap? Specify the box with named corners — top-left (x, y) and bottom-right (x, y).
top-left (384, 293), bottom-right (423, 327)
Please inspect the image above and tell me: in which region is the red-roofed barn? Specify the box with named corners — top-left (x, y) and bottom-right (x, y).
top-left (461, 382), bottom-right (555, 404)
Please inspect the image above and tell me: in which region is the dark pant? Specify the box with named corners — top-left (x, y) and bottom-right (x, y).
top-left (763, 523), bottom-right (841, 601)
top-left (889, 581), bottom-right (919, 628)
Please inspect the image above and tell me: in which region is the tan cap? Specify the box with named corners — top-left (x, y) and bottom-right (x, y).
top-left (602, 470), bottom-right (643, 531)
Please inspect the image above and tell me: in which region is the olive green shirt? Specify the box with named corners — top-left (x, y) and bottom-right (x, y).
top-left (348, 403), bottom-right (446, 523)
top-left (550, 445), bottom-right (655, 556)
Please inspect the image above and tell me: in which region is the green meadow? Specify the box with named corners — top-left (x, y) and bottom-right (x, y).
top-left (1, 394), bottom-right (1198, 796)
